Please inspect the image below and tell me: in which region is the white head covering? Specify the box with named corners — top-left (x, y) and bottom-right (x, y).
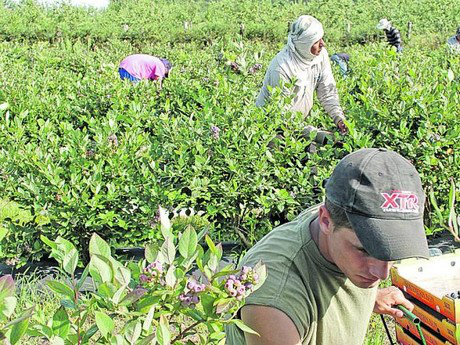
top-left (287, 15), bottom-right (324, 67)
top-left (376, 19), bottom-right (391, 31)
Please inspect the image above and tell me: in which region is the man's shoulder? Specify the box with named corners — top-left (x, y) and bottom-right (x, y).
top-left (241, 204), bottom-right (320, 266)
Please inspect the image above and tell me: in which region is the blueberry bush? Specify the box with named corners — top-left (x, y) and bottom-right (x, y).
top-left (0, 0), bottom-right (459, 264)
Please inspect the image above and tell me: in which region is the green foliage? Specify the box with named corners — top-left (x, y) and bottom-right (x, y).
top-left (0, 275), bottom-right (33, 344)
top-left (0, 0), bottom-right (459, 261)
top-left (0, 215), bottom-right (265, 344)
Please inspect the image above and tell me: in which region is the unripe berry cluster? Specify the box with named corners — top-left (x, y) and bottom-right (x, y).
top-left (179, 279), bottom-right (206, 308)
top-left (139, 261), bottom-right (165, 286)
top-left (224, 266), bottom-right (259, 301)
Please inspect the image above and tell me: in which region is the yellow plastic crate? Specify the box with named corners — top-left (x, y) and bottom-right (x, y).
top-left (391, 249), bottom-right (460, 324)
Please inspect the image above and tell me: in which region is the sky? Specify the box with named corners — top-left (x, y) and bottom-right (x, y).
top-left (9, 0), bottom-right (110, 9)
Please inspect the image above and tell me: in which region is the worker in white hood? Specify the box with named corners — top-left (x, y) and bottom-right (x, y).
top-left (256, 15), bottom-right (348, 139)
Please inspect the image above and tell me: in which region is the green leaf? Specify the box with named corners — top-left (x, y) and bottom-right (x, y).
top-left (119, 287), bottom-right (147, 307)
top-left (4, 307), bottom-right (33, 329)
top-left (178, 226), bottom-right (197, 259)
top-left (75, 264), bottom-right (90, 292)
top-left (89, 233), bottom-right (111, 258)
top-left (113, 264), bottom-right (131, 287)
top-left (0, 296), bottom-right (17, 319)
top-left (196, 227), bottom-right (208, 242)
top-left (110, 334), bottom-right (126, 345)
top-left (60, 299), bottom-right (77, 310)
top-left (52, 307), bottom-right (70, 339)
top-left (142, 306), bottom-right (155, 331)
top-left (158, 206), bottom-right (172, 239)
top-left (51, 336), bottom-right (65, 345)
top-left (136, 295), bottom-right (160, 313)
top-left (165, 265), bottom-right (176, 288)
top-left (156, 315), bottom-right (171, 345)
top-left (231, 319), bottom-right (259, 336)
top-left (145, 243), bottom-right (159, 263)
top-left (183, 309), bottom-right (205, 322)
top-left (205, 235), bottom-right (218, 256)
top-left (0, 226), bottom-right (8, 242)
top-left (95, 311), bottom-right (114, 338)
top-left (89, 254), bottom-right (113, 283)
top-left (212, 269), bottom-right (239, 280)
top-left (62, 248), bottom-right (78, 275)
top-left (428, 189), bottom-right (444, 224)
top-left (448, 178), bottom-right (458, 236)
top-left (139, 333), bottom-right (157, 345)
top-left (124, 320), bottom-right (142, 345)
top-left (40, 235), bottom-right (58, 251)
top-left (0, 275), bottom-right (15, 302)
top-left (200, 294), bottom-right (216, 317)
top-left (214, 298), bottom-right (233, 314)
top-left (207, 253), bottom-right (218, 273)
top-left (158, 237), bottom-right (175, 265)
top-left (81, 324), bottom-right (99, 344)
top-left (9, 317), bottom-right (29, 345)
top-left (55, 237), bottom-right (75, 256)
top-left (47, 281), bottom-right (75, 299)
top-left (252, 261), bottom-right (267, 292)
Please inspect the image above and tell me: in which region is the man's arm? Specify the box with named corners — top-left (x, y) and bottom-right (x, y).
top-left (316, 53), bottom-right (347, 134)
top-left (241, 305), bottom-right (302, 345)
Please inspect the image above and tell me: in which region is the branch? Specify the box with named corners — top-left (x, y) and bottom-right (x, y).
top-left (171, 320), bottom-right (201, 343)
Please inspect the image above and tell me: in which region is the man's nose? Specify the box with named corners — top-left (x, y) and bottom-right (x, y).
top-left (320, 39), bottom-right (325, 47)
top-left (369, 260), bottom-right (393, 280)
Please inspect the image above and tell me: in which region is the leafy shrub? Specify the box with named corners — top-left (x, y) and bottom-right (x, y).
top-left (0, 0), bottom-right (459, 261)
top-left (1, 214), bottom-right (266, 344)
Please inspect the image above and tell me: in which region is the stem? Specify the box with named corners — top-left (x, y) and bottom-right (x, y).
top-left (71, 272), bottom-right (82, 345)
top-left (171, 320), bottom-right (201, 343)
top-left (235, 228), bottom-right (251, 248)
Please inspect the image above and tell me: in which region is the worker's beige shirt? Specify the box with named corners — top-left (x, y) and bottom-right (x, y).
top-left (256, 48), bottom-right (345, 125)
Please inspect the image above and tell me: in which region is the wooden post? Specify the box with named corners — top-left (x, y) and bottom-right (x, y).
top-left (407, 21), bottom-right (412, 39)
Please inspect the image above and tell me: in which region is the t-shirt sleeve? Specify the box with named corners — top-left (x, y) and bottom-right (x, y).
top-left (149, 61), bottom-right (166, 80)
top-left (244, 263), bottom-right (312, 339)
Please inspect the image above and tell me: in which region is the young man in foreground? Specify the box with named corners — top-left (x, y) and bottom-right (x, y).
top-left (225, 148), bottom-right (429, 345)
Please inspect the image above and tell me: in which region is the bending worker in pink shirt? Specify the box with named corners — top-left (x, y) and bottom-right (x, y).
top-left (119, 54), bottom-right (172, 88)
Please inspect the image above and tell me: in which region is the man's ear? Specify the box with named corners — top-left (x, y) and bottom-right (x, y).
top-left (318, 205), bottom-right (334, 235)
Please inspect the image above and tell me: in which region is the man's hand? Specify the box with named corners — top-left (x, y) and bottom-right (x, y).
top-left (373, 286), bottom-right (414, 318)
top-left (336, 119), bottom-right (348, 135)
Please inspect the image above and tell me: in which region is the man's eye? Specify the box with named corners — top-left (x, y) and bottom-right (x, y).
top-left (359, 248), bottom-right (369, 256)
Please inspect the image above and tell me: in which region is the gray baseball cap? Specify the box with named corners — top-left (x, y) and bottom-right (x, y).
top-left (325, 148), bottom-right (429, 261)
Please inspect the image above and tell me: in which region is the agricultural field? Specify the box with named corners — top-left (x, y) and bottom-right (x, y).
top-left (0, 0), bottom-right (459, 343)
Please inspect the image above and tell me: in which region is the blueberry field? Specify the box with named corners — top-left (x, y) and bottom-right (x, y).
top-left (0, 0), bottom-right (459, 343)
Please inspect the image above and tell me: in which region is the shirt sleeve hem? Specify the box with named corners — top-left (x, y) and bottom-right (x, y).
top-left (242, 299), bottom-right (306, 339)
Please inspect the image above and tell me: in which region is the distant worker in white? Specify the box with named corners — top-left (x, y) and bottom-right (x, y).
top-left (447, 27), bottom-right (460, 53)
top-left (376, 19), bottom-right (403, 53)
top-left (256, 15), bottom-right (348, 144)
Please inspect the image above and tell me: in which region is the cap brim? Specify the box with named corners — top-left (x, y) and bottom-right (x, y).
top-left (346, 213), bottom-right (429, 261)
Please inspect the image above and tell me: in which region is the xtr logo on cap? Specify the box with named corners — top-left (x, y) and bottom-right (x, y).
top-left (380, 191), bottom-right (419, 213)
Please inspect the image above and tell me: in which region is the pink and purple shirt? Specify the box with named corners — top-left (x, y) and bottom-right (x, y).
top-left (119, 54), bottom-right (166, 80)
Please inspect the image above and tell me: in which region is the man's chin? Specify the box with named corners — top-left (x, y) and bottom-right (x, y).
top-left (353, 277), bottom-right (380, 289)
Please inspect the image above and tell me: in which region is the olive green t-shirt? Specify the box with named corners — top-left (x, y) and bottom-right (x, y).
top-left (225, 204), bottom-right (377, 345)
